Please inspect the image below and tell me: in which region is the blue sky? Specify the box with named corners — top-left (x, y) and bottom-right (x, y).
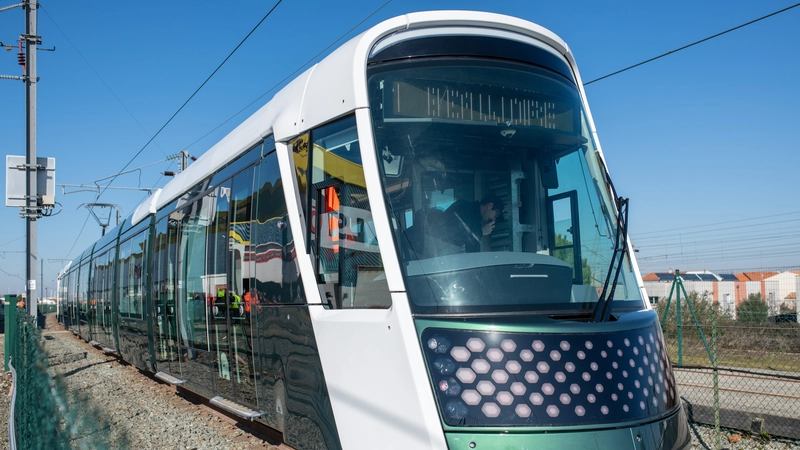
top-left (1, 0), bottom-right (798, 296)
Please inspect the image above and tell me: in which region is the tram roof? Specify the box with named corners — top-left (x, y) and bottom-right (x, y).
top-left (128, 11), bottom-right (577, 226)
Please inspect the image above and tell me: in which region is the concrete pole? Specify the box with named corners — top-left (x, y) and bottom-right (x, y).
top-left (25, 0), bottom-right (39, 321)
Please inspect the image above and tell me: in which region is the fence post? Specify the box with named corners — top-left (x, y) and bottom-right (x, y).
top-left (4, 295), bottom-right (18, 371)
top-left (676, 271), bottom-right (683, 366)
top-left (712, 302), bottom-right (720, 450)
top-left (680, 283), bottom-right (714, 362)
top-left (660, 278), bottom-right (677, 328)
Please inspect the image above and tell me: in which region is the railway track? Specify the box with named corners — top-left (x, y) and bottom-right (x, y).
top-left (673, 366), bottom-right (800, 440)
top-left (674, 366), bottom-right (800, 400)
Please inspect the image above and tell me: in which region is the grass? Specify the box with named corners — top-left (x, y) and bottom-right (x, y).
top-left (665, 344), bottom-right (800, 372)
top-left (661, 325), bottom-right (800, 372)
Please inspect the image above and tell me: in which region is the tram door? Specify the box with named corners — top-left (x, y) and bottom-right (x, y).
top-left (228, 166), bottom-right (257, 407)
top-left (153, 216), bottom-right (181, 374)
top-left (208, 180), bottom-right (234, 399)
top-left (78, 260), bottom-right (92, 341)
top-left (97, 250), bottom-right (116, 348)
top-left (67, 270), bottom-right (79, 328)
top-left (210, 167), bottom-right (258, 407)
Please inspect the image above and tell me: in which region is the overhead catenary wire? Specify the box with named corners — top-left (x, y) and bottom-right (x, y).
top-left (93, 0), bottom-right (284, 202)
top-left (633, 218), bottom-right (800, 244)
top-left (637, 231), bottom-right (800, 250)
top-left (181, 0), bottom-right (394, 152)
top-left (631, 212), bottom-right (800, 244)
top-left (638, 249), bottom-right (800, 268)
top-left (64, 214), bottom-right (92, 260)
top-left (0, 235), bottom-right (26, 248)
top-left (59, 0), bottom-right (395, 261)
top-left (38, 4), bottom-right (171, 160)
top-left (60, 0), bottom-right (283, 258)
top-left (632, 211), bottom-right (800, 272)
top-left (636, 238), bottom-right (800, 270)
top-left (633, 210), bottom-right (800, 237)
top-left (638, 244), bottom-right (800, 262)
top-left (584, 2), bottom-right (800, 85)
top-left (48, 1), bottom-right (797, 268)
top-left (639, 241), bottom-right (800, 260)
top-left (0, 265), bottom-right (25, 280)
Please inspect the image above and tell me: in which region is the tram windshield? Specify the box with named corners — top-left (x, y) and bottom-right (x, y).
top-left (368, 58), bottom-right (644, 316)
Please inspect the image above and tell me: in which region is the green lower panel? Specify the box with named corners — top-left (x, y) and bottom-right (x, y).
top-left (446, 407), bottom-right (690, 450)
top-left (447, 428), bottom-right (633, 450)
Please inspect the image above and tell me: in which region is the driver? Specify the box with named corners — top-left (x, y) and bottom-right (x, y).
top-left (438, 194), bottom-right (505, 253)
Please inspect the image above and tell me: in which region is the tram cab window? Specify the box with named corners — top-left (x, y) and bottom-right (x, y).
top-left (368, 58), bottom-right (644, 315)
top-left (294, 115), bottom-right (391, 309)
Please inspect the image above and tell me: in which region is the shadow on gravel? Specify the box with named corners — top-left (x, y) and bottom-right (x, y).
top-left (61, 360), bottom-right (114, 378)
top-left (48, 352), bottom-right (88, 367)
top-left (682, 397), bottom-right (712, 450)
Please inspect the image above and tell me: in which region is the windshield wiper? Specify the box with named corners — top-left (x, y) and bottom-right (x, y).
top-left (591, 196), bottom-right (629, 323)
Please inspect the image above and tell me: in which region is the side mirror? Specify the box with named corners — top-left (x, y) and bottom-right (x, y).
top-left (539, 153), bottom-right (559, 189)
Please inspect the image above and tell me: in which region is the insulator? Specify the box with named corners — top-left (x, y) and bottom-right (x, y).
top-left (18, 51), bottom-right (25, 66)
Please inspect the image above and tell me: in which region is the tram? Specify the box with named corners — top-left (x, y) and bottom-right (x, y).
top-left (57, 11), bottom-right (690, 449)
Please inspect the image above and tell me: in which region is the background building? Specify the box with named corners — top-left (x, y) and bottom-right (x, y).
top-left (642, 270), bottom-right (800, 321)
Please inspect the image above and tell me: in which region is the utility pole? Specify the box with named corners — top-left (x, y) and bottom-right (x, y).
top-left (24, 0), bottom-right (40, 321)
top-left (179, 150), bottom-right (189, 172)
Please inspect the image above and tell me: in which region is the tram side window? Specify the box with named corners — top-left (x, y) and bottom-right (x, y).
top-left (230, 166), bottom-right (255, 305)
top-left (152, 219), bottom-right (165, 312)
top-left (69, 270), bottom-right (78, 318)
top-left (299, 115), bottom-right (391, 309)
top-left (91, 252), bottom-right (108, 321)
top-left (104, 248), bottom-right (116, 322)
top-left (131, 232), bottom-right (147, 320)
top-left (119, 231), bottom-right (147, 320)
top-left (79, 261), bottom-right (90, 316)
top-left (207, 181), bottom-right (230, 314)
top-left (153, 216), bottom-right (178, 316)
top-left (118, 240), bottom-right (132, 318)
top-left (180, 190), bottom-right (216, 349)
top-left (254, 151), bottom-right (305, 304)
top-left (90, 255), bottom-right (101, 318)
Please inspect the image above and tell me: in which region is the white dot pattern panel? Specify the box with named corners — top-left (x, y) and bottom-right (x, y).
top-left (424, 323), bottom-right (679, 426)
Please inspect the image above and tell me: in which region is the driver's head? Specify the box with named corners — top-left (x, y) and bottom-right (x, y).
top-left (479, 195), bottom-right (505, 223)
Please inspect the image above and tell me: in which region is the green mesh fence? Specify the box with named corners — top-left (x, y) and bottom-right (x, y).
top-left (8, 308), bottom-right (128, 450)
top-left (38, 303), bottom-right (57, 314)
top-left (657, 291), bottom-right (800, 443)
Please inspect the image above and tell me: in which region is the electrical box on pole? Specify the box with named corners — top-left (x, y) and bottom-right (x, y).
top-left (5, 155), bottom-right (55, 210)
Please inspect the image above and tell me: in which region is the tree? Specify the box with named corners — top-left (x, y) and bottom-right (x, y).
top-left (554, 233), bottom-right (592, 285)
top-left (656, 290), bottom-right (726, 327)
top-left (737, 293), bottom-right (769, 324)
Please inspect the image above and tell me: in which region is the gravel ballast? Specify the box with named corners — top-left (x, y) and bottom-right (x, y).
top-left (1, 315), bottom-right (799, 449)
top-left (2, 315), bottom-right (282, 450)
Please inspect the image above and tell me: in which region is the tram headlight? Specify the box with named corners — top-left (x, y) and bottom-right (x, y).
top-left (433, 356), bottom-right (457, 375)
top-left (444, 400), bottom-right (468, 421)
top-left (438, 376), bottom-right (462, 396)
top-left (427, 335), bottom-right (451, 354)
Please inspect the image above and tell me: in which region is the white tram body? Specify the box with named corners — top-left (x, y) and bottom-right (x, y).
top-left (58, 11), bottom-right (690, 450)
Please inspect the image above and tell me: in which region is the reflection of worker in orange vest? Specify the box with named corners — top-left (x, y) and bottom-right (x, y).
top-left (323, 185), bottom-right (359, 252)
top-left (324, 186), bottom-right (340, 253)
top-left (242, 280), bottom-right (254, 314)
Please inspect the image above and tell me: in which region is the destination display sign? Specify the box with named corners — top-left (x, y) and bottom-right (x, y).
top-left (385, 79), bottom-right (578, 134)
